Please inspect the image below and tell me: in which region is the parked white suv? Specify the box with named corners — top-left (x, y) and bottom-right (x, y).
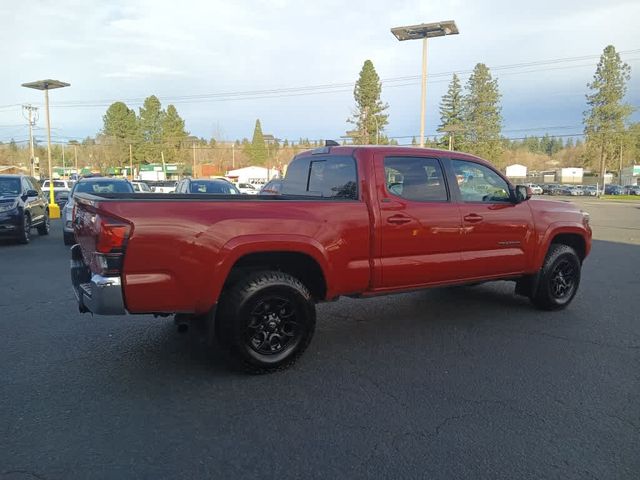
top-left (525, 183), bottom-right (543, 195)
top-left (237, 183), bottom-right (259, 195)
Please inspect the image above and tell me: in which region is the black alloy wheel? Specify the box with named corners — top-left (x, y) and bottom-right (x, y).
top-left (216, 270), bottom-right (316, 373)
top-left (549, 259), bottom-right (577, 300)
top-left (246, 295), bottom-right (303, 356)
top-left (531, 244), bottom-right (581, 310)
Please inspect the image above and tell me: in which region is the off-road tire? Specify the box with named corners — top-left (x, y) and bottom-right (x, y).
top-left (531, 244), bottom-right (581, 311)
top-left (37, 211), bottom-right (50, 236)
top-left (19, 214), bottom-right (31, 244)
top-left (216, 270), bottom-right (316, 374)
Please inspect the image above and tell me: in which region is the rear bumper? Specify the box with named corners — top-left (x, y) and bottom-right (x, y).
top-left (70, 244), bottom-right (126, 315)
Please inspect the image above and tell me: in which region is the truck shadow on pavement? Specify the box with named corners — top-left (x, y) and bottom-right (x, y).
top-left (86, 239), bottom-right (638, 380)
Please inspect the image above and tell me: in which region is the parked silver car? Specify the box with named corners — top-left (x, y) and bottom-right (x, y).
top-left (62, 178), bottom-right (134, 245)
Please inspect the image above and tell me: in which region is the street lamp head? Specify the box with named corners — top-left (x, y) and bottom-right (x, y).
top-left (21, 79), bottom-right (71, 91)
top-left (391, 20), bottom-right (459, 41)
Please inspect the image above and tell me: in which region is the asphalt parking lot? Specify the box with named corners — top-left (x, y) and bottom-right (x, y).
top-left (1, 197), bottom-right (639, 479)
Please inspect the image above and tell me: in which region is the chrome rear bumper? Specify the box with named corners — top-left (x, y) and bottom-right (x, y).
top-left (70, 244), bottom-right (126, 315)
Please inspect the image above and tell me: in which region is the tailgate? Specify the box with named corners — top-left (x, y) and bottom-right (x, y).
top-left (70, 194), bottom-right (132, 315)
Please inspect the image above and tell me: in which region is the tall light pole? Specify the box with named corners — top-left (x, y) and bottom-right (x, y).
top-left (21, 79), bottom-right (70, 219)
top-left (391, 21), bottom-right (459, 147)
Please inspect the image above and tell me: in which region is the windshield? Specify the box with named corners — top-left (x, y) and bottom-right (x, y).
top-left (0, 178), bottom-right (21, 197)
top-left (189, 181), bottom-right (239, 194)
top-left (75, 181), bottom-right (134, 194)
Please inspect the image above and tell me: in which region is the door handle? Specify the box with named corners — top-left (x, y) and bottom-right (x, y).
top-left (463, 214), bottom-right (483, 223)
top-left (387, 214), bottom-right (412, 225)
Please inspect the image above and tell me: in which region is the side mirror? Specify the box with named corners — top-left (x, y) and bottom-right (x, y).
top-left (515, 185), bottom-right (532, 203)
top-left (26, 189), bottom-right (39, 198)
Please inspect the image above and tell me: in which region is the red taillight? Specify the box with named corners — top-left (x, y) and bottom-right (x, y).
top-left (96, 221), bottom-right (131, 254)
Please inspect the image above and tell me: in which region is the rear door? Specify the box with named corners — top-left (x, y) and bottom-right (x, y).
top-left (450, 159), bottom-right (534, 278)
top-left (374, 154), bottom-right (463, 288)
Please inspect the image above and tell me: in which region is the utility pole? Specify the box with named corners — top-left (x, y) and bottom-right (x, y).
top-left (419, 37), bottom-right (428, 147)
top-left (129, 144), bottom-right (133, 180)
top-left (232, 143), bottom-right (235, 169)
top-left (62, 143), bottom-right (66, 178)
top-left (22, 105), bottom-right (39, 177)
top-left (74, 145), bottom-right (78, 176)
top-left (192, 142), bottom-right (196, 178)
top-left (618, 138), bottom-right (623, 186)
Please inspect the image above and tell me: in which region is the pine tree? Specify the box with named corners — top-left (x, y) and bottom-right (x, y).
top-left (566, 137), bottom-right (575, 148)
top-left (462, 63), bottom-right (503, 162)
top-left (138, 96), bottom-right (165, 162)
top-left (162, 104), bottom-right (188, 162)
top-left (584, 45), bottom-right (633, 178)
top-left (348, 60), bottom-right (388, 144)
top-left (439, 74), bottom-right (464, 150)
top-left (250, 119), bottom-right (267, 165)
top-left (411, 136), bottom-right (417, 146)
top-left (102, 102), bottom-right (138, 166)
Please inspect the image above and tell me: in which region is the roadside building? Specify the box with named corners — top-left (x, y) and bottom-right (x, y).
top-left (139, 163), bottom-right (184, 181)
top-left (621, 165), bottom-right (640, 186)
top-left (505, 164), bottom-right (527, 181)
top-left (226, 166), bottom-right (280, 187)
top-left (0, 165), bottom-right (28, 175)
top-left (556, 167), bottom-right (584, 184)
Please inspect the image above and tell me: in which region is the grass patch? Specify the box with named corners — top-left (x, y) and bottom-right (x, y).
top-left (601, 195), bottom-right (640, 201)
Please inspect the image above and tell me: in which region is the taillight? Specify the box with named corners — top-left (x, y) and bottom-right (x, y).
top-left (93, 216), bottom-right (131, 275)
top-left (96, 222), bottom-right (130, 253)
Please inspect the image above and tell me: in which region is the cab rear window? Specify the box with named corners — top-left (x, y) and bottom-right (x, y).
top-left (283, 155), bottom-right (357, 199)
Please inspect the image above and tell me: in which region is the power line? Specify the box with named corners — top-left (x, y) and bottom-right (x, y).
top-left (13, 48), bottom-right (639, 109)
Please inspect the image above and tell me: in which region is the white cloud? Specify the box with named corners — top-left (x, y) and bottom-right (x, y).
top-left (0, 0), bottom-right (637, 141)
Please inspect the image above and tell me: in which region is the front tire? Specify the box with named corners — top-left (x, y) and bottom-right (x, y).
top-left (18, 214), bottom-right (31, 244)
top-left (37, 211), bottom-right (50, 236)
top-left (216, 271), bottom-right (316, 374)
top-left (531, 244), bottom-right (581, 310)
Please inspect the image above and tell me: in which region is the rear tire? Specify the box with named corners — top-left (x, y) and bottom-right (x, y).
top-left (216, 270), bottom-right (316, 374)
top-left (63, 231), bottom-right (75, 246)
top-left (531, 244), bottom-right (581, 311)
top-left (37, 211), bottom-right (50, 236)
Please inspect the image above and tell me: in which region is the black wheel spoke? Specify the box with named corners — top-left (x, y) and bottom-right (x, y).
top-left (245, 295), bottom-right (302, 355)
top-left (550, 259), bottom-right (577, 299)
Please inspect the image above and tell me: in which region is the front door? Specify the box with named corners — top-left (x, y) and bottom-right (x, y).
top-left (23, 177), bottom-right (45, 223)
top-left (375, 155), bottom-right (464, 288)
top-left (451, 159), bottom-right (534, 278)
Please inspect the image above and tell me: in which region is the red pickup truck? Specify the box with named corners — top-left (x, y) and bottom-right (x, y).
top-left (70, 145), bottom-right (591, 372)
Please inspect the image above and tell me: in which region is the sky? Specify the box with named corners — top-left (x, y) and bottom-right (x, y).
top-left (0, 0), bottom-right (638, 146)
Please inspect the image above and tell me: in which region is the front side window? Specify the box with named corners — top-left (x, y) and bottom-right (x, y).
top-left (383, 157), bottom-right (448, 202)
top-left (22, 178), bottom-right (33, 193)
top-left (451, 160), bottom-right (511, 203)
top-left (284, 155), bottom-right (357, 199)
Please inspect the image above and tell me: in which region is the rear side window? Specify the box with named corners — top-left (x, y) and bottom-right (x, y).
top-left (189, 181), bottom-right (239, 194)
top-left (384, 157), bottom-right (448, 202)
top-left (283, 155), bottom-right (357, 199)
top-left (76, 181), bottom-right (134, 193)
